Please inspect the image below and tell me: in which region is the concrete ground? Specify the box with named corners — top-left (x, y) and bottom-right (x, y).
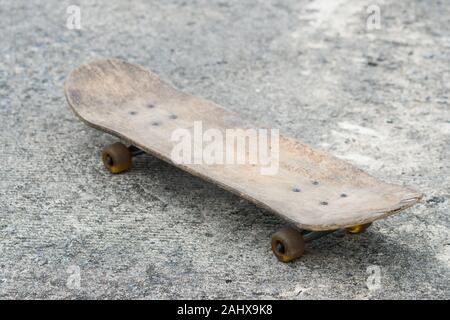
top-left (0, 0), bottom-right (449, 299)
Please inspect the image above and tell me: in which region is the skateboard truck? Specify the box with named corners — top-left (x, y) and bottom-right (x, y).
top-left (128, 145), bottom-right (145, 157)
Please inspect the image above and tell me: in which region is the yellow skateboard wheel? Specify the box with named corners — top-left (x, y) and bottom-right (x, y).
top-left (346, 222), bottom-right (372, 234)
top-left (271, 227), bottom-right (305, 263)
top-left (101, 142), bottom-right (132, 174)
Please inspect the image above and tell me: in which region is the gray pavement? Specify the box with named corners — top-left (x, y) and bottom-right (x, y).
top-left (0, 0), bottom-right (449, 299)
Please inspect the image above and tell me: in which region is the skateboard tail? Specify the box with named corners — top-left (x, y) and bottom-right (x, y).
top-left (292, 189), bottom-right (423, 231)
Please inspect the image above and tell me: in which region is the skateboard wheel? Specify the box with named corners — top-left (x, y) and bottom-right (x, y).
top-left (346, 222), bottom-right (372, 234)
top-left (271, 227), bottom-right (305, 263)
top-left (101, 142), bottom-right (132, 174)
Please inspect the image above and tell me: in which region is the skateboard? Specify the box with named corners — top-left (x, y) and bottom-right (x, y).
top-left (65, 59), bottom-right (422, 262)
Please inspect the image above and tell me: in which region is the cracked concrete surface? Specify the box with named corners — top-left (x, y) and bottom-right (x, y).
top-left (0, 0), bottom-right (449, 299)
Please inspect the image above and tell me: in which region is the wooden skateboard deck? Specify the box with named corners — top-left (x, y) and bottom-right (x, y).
top-left (65, 59), bottom-right (421, 232)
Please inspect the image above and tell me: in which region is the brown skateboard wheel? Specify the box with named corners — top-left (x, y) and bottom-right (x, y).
top-left (101, 142), bottom-right (132, 174)
top-left (346, 222), bottom-right (372, 234)
top-left (271, 227), bottom-right (305, 263)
